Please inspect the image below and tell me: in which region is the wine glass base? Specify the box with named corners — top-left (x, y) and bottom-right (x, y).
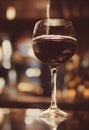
top-left (39, 107), bottom-right (68, 119)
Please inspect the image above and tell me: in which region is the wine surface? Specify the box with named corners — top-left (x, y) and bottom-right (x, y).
top-left (32, 35), bottom-right (77, 67)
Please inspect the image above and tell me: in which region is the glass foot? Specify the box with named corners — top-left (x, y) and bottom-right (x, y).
top-left (39, 107), bottom-right (68, 119)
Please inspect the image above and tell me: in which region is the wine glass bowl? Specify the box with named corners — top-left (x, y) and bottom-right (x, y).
top-left (32, 19), bottom-right (77, 118)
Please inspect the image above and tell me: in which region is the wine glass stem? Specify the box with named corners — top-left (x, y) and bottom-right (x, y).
top-left (50, 67), bottom-right (58, 109)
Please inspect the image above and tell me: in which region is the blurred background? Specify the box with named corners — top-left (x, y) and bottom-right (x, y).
top-left (0, 1), bottom-right (89, 130)
top-left (0, 0), bottom-right (89, 101)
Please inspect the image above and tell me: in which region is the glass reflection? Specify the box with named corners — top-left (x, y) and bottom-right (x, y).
top-left (0, 109), bottom-right (89, 130)
top-left (25, 108), bottom-right (67, 130)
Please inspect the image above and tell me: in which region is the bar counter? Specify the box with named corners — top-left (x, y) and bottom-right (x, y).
top-left (0, 93), bottom-right (89, 110)
top-left (0, 108), bottom-right (89, 130)
top-left (0, 93), bottom-right (89, 130)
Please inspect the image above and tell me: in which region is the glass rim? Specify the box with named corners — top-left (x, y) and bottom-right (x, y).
top-left (35, 18), bottom-right (72, 26)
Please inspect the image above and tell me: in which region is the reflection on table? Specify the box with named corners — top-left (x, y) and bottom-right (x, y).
top-left (0, 108), bottom-right (89, 130)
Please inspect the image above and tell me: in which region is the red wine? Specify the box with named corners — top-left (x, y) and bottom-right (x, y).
top-left (32, 35), bottom-right (77, 67)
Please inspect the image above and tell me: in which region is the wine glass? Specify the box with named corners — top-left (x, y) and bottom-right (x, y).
top-left (32, 19), bottom-right (78, 118)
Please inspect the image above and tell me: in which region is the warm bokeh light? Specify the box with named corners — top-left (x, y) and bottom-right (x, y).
top-left (8, 69), bottom-right (17, 85)
top-left (69, 80), bottom-right (76, 88)
top-left (83, 88), bottom-right (89, 98)
top-left (0, 47), bottom-right (2, 63)
top-left (66, 54), bottom-right (80, 71)
top-left (26, 68), bottom-right (41, 77)
top-left (65, 62), bottom-right (75, 71)
top-left (18, 81), bottom-right (43, 95)
top-left (62, 88), bottom-right (76, 101)
top-left (2, 39), bottom-right (12, 69)
top-left (18, 82), bottom-right (33, 92)
top-left (6, 6), bottom-right (16, 20)
top-left (77, 85), bottom-right (85, 94)
top-left (0, 109), bottom-right (4, 124)
top-left (72, 54), bottom-right (80, 66)
top-left (0, 77), bottom-right (5, 94)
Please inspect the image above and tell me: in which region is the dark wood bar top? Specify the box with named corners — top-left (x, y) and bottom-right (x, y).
top-left (0, 108), bottom-right (89, 130)
top-left (0, 93), bottom-right (89, 110)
